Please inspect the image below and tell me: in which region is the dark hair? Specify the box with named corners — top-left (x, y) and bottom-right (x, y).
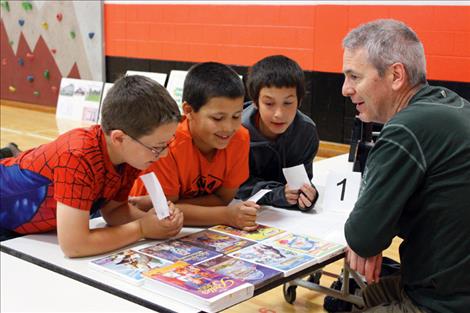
top-left (101, 75), bottom-right (181, 138)
top-left (247, 55), bottom-right (305, 106)
top-left (182, 62), bottom-right (244, 112)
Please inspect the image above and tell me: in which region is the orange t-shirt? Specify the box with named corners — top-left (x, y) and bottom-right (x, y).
top-left (130, 118), bottom-right (250, 198)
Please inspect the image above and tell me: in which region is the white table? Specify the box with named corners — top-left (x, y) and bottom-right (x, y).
top-left (1, 154), bottom-right (356, 312)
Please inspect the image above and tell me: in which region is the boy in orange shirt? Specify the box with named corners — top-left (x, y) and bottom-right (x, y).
top-left (130, 62), bottom-right (259, 231)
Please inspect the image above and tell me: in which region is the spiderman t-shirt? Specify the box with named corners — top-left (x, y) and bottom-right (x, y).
top-left (0, 125), bottom-right (140, 234)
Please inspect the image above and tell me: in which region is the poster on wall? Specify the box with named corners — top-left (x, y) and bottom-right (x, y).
top-left (97, 82), bottom-right (114, 124)
top-left (56, 78), bottom-right (104, 122)
top-left (166, 70), bottom-right (188, 113)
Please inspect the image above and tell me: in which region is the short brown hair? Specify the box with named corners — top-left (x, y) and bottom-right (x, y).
top-left (101, 75), bottom-right (181, 138)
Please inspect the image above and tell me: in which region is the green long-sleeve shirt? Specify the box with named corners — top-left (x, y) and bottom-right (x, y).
top-left (345, 85), bottom-right (470, 313)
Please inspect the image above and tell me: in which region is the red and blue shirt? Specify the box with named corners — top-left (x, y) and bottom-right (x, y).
top-left (0, 125), bottom-right (140, 234)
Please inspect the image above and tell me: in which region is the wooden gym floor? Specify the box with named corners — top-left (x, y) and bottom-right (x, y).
top-left (0, 102), bottom-right (401, 313)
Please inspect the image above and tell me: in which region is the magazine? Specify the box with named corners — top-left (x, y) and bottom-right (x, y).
top-left (228, 243), bottom-right (316, 277)
top-left (197, 255), bottom-right (282, 289)
top-left (137, 240), bottom-right (221, 265)
top-left (143, 261), bottom-right (254, 313)
top-left (89, 249), bottom-right (171, 285)
top-left (269, 232), bottom-right (345, 262)
top-left (209, 224), bottom-right (285, 242)
top-left (179, 230), bottom-right (255, 254)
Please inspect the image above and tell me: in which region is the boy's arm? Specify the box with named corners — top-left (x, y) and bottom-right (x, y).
top-left (167, 187), bottom-right (258, 229)
top-left (56, 201), bottom-right (184, 258)
top-left (100, 200), bottom-right (147, 225)
top-left (175, 186), bottom-right (236, 206)
top-left (56, 201), bottom-right (142, 258)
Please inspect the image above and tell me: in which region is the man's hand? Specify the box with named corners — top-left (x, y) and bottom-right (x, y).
top-left (138, 202), bottom-right (184, 239)
top-left (346, 247), bottom-right (382, 284)
top-left (227, 201), bottom-right (260, 231)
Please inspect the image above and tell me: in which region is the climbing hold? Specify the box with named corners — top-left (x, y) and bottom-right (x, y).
top-left (56, 13), bottom-right (62, 22)
top-left (18, 19), bottom-right (25, 26)
top-left (22, 1), bottom-right (33, 11)
top-left (43, 70), bottom-right (50, 79)
top-left (27, 75), bottom-right (34, 82)
top-left (51, 48), bottom-right (56, 54)
top-left (41, 22), bottom-right (48, 30)
top-left (26, 52), bottom-right (34, 59)
top-left (18, 58), bottom-right (24, 66)
top-left (9, 86), bottom-right (16, 92)
top-left (88, 32), bottom-right (95, 39)
top-left (70, 31), bottom-right (76, 39)
top-left (1, 58), bottom-right (6, 65)
top-left (51, 85), bottom-right (58, 93)
top-left (9, 40), bottom-right (14, 46)
top-left (33, 91), bottom-right (40, 96)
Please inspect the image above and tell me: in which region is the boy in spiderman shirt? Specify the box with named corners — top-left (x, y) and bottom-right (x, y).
top-left (0, 75), bottom-right (184, 257)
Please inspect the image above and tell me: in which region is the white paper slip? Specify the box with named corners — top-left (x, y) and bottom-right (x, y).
top-left (139, 172), bottom-right (170, 220)
top-left (247, 189), bottom-right (271, 203)
top-left (282, 165), bottom-right (310, 190)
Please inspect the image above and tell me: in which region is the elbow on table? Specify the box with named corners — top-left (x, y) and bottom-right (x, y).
top-left (58, 236), bottom-right (89, 258)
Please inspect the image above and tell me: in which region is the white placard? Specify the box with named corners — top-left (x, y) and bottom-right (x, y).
top-left (247, 189), bottom-right (271, 203)
top-left (282, 164), bottom-right (310, 190)
top-left (323, 170), bottom-right (361, 214)
top-left (97, 82), bottom-right (114, 124)
top-left (56, 78), bottom-right (104, 123)
top-left (139, 172), bottom-right (170, 220)
top-left (126, 70), bottom-right (167, 86)
top-left (166, 70), bottom-right (188, 112)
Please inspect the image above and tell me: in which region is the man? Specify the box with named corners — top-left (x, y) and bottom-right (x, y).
top-left (342, 19), bottom-right (470, 313)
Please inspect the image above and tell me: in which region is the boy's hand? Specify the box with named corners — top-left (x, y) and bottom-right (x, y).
top-left (285, 184), bottom-right (300, 205)
top-left (138, 202), bottom-right (184, 239)
top-left (298, 183), bottom-right (317, 209)
top-left (227, 201), bottom-right (260, 231)
top-left (128, 195), bottom-right (153, 211)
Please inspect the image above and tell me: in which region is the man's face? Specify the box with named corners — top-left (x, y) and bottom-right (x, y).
top-left (257, 86), bottom-right (298, 140)
top-left (342, 48), bottom-right (394, 124)
top-left (186, 96), bottom-right (244, 156)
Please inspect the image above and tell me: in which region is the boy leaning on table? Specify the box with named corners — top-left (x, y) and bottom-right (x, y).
top-left (129, 62), bottom-right (260, 231)
top-left (0, 75), bottom-right (184, 257)
top-left (236, 55), bottom-right (320, 211)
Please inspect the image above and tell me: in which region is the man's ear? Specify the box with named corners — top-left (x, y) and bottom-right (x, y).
top-left (390, 62), bottom-right (407, 91)
top-left (182, 101), bottom-right (193, 119)
top-left (109, 129), bottom-right (126, 146)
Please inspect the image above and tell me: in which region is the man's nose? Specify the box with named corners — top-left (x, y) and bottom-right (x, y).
top-left (342, 79), bottom-right (354, 97)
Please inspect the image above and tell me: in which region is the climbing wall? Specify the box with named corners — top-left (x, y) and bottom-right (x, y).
top-left (0, 1), bottom-right (103, 107)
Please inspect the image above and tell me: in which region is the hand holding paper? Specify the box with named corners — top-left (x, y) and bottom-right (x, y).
top-left (282, 164), bottom-right (311, 190)
top-left (139, 172), bottom-right (170, 220)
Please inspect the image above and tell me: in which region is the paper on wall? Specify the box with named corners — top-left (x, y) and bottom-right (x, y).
top-left (139, 172), bottom-right (170, 220)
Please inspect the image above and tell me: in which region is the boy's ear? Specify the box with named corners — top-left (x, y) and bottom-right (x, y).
top-left (109, 129), bottom-right (126, 146)
top-left (182, 101), bottom-right (193, 119)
